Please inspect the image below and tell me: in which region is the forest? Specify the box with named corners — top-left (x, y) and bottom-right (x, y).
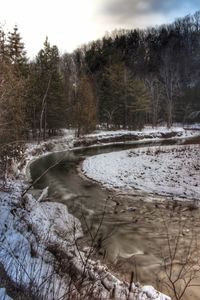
top-left (1, 10), bottom-right (200, 300)
top-left (1, 10), bottom-right (200, 151)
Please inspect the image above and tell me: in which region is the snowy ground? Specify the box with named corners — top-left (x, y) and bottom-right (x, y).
top-left (85, 126), bottom-right (193, 138)
top-left (75, 126), bottom-right (200, 147)
top-left (0, 288), bottom-right (12, 300)
top-left (82, 144), bottom-right (200, 200)
top-left (0, 130), bottom-right (172, 299)
top-left (183, 123), bottom-right (200, 130)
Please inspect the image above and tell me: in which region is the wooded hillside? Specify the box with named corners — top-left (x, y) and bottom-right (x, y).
top-left (1, 11), bottom-right (200, 153)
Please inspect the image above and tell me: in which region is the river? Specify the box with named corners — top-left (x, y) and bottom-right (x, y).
top-left (30, 136), bottom-right (200, 300)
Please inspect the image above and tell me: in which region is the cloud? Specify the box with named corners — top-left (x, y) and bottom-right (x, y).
top-left (99, 0), bottom-right (200, 23)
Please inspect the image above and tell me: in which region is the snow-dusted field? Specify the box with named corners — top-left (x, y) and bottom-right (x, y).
top-left (82, 144), bottom-right (200, 200)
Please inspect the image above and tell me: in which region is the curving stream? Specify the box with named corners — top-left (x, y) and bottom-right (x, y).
top-left (30, 136), bottom-right (200, 300)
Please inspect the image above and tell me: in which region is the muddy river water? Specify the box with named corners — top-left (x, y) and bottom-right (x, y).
top-left (30, 136), bottom-right (200, 299)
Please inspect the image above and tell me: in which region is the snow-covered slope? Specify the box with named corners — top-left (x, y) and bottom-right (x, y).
top-left (0, 181), bottom-right (170, 299)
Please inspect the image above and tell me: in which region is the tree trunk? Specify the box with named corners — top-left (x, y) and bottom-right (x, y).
top-left (39, 75), bottom-right (52, 142)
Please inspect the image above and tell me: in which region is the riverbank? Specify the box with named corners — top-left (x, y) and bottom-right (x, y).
top-left (80, 130), bottom-right (200, 300)
top-left (1, 148), bottom-right (136, 299)
top-left (74, 126), bottom-right (199, 147)
top-left (82, 144), bottom-right (200, 200)
top-left (1, 126), bottom-right (198, 299)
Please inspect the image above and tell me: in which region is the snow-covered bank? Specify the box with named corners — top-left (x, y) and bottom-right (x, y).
top-left (0, 183), bottom-right (71, 299)
top-left (82, 144), bottom-right (200, 200)
top-left (184, 123), bottom-right (200, 130)
top-left (1, 125), bottom-right (200, 299)
top-left (74, 126), bottom-right (199, 147)
top-left (0, 182), bottom-right (170, 299)
top-left (0, 133), bottom-right (171, 299)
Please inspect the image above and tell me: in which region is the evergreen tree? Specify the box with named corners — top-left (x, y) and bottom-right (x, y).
top-left (0, 27), bottom-right (7, 61)
top-left (0, 27), bottom-right (27, 145)
top-left (98, 63), bottom-right (150, 129)
top-left (26, 38), bottom-right (66, 139)
top-left (0, 58), bottom-right (26, 179)
top-left (7, 25), bottom-right (27, 75)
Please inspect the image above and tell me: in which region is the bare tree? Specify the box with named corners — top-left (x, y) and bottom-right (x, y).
top-left (145, 75), bottom-right (162, 127)
top-left (157, 210), bottom-right (200, 300)
top-left (103, 107), bottom-right (119, 129)
top-left (39, 74), bottom-right (52, 141)
top-left (159, 51), bottom-right (181, 128)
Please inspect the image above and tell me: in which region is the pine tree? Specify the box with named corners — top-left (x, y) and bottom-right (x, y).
top-left (7, 25), bottom-right (27, 75)
top-left (0, 27), bottom-right (26, 145)
top-left (100, 63), bottom-right (150, 129)
top-left (26, 38), bottom-right (66, 139)
top-left (0, 27), bottom-right (7, 61)
top-left (101, 63), bottom-right (127, 128)
top-left (0, 58), bottom-right (26, 179)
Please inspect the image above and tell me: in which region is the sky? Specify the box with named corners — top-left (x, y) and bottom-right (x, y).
top-left (0, 0), bottom-right (199, 58)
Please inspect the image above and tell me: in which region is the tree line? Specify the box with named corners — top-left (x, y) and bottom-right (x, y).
top-left (70, 11), bottom-right (200, 129)
top-left (1, 11), bottom-right (200, 156)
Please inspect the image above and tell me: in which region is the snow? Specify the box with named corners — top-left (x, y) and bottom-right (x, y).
top-left (0, 128), bottom-right (180, 299)
top-left (184, 123), bottom-right (200, 130)
top-left (23, 193), bottom-right (83, 244)
top-left (0, 183), bottom-right (169, 299)
top-left (138, 286), bottom-right (170, 300)
top-left (0, 288), bottom-right (13, 300)
top-left (0, 183), bottom-right (69, 298)
top-left (82, 144), bottom-right (200, 200)
top-left (84, 126), bottom-right (198, 139)
top-left (74, 126), bottom-right (200, 148)
top-left (25, 130), bottom-right (75, 156)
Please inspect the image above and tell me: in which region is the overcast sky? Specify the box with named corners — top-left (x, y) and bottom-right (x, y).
top-left (0, 0), bottom-right (199, 58)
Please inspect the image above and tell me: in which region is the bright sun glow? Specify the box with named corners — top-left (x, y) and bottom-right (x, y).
top-left (0, 0), bottom-right (98, 57)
